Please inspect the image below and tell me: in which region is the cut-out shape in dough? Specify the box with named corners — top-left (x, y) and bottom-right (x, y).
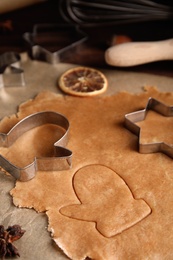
top-left (137, 110), bottom-right (173, 146)
top-left (60, 165), bottom-right (151, 237)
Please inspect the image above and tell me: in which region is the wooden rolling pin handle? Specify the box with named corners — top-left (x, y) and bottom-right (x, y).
top-left (105, 38), bottom-right (173, 67)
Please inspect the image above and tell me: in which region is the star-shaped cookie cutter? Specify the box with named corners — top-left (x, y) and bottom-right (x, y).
top-left (0, 52), bottom-right (25, 87)
top-left (0, 111), bottom-right (72, 181)
top-left (125, 97), bottom-right (173, 158)
top-left (23, 23), bottom-right (88, 64)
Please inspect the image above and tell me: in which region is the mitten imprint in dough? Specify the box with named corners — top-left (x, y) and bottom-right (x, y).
top-left (60, 164), bottom-right (151, 237)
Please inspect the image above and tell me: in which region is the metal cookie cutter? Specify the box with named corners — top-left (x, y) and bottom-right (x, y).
top-left (125, 97), bottom-right (173, 158)
top-left (0, 52), bottom-right (25, 87)
top-left (23, 23), bottom-right (88, 64)
top-left (0, 111), bottom-right (72, 181)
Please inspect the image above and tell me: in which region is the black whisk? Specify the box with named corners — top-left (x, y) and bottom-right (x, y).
top-left (59, 0), bottom-right (173, 26)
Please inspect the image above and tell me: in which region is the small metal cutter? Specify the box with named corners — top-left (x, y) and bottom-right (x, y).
top-left (125, 97), bottom-right (173, 158)
top-left (0, 52), bottom-right (25, 87)
top-left (0, 111), bottom-right (72, 181)
top-left (23, 23), bottom-right (88, 64)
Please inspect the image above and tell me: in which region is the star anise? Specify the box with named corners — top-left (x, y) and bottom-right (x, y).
top-left (0, 225), bottom-right (25, 259)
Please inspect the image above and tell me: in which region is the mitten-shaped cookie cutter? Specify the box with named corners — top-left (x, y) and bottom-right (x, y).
top-left (125, 97), bottom-right (173, 158)
top-left (0, 111), bottom-right (72, 181)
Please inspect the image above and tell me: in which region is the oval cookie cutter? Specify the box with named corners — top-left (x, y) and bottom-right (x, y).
top-left (0, 111), bottom-right (72, 181)
top-left (125, 97), bottom-right (173, 158)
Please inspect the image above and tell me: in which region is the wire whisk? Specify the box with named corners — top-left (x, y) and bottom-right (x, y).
top-left (59, 0), bottom-right (173, 26)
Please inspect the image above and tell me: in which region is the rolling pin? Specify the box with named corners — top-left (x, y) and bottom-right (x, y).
top-left (105, 38), bottom-right (173, 67)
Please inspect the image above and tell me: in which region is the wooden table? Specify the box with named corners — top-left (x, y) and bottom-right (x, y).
top-left (0, 0), bottom-right (173, 77)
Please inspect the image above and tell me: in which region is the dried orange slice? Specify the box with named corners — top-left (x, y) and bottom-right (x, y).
top-left (58, 66), bottom-right (108, 96)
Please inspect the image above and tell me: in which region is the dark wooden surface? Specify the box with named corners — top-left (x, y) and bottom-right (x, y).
top-left (0, 0), bottom-right (173, 77)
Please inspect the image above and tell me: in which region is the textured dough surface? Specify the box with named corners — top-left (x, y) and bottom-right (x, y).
top-left (0, 87), bottom-right (173, 259)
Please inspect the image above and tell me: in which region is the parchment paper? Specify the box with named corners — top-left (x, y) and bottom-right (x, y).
top-left (0, 53), bottom-right (173, 260)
